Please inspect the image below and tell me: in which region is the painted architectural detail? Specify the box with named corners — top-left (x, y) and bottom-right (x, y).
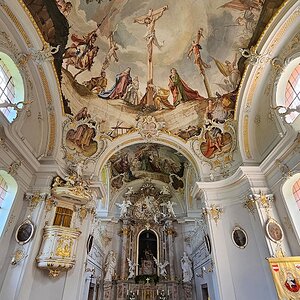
top-left (191, 119), bottom-right (237, 168)
top-left (136, 115), bottom-right (164, 141)
top-left (62, 107), bottom-right (108, 161)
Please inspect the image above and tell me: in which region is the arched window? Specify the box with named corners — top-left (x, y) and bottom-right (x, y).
top-left (284, 64), bottom-right (300, 123)
top-left (0, 170), bottom-right (18, 237)
top-left (282, 173), bottom-right (300, 240)
top-left (0, 175), bottom-right (8, 208)
top-left (0, 52), bottom-right (24, 122)
top-left (292, 178), bottom-right (300, 210)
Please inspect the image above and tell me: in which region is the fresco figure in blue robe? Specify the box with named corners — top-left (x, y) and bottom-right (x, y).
top-left (99, 67), bottom-right (132, 100)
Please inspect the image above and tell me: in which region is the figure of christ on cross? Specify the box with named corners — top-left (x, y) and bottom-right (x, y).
top-left (134, 5), bottom-right (168, 106)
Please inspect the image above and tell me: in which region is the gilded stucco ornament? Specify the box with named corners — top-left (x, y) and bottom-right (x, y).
top-left (243, 195), bottom-right (257, 215)
top-left (251, 191), bottom-right (274, 216)
top-left (25, 192), bottom-right (48, 211)
top-left (28, 44), bottom-right (60, 65)
top-left (136, 115), bottom-right (165, 141)
top-left (8, 160), bottom-right (22, 176)
top-left (239, 46), bottom-right (271, 66)
top-left (51, 174), bottom-right (92, 205)
top-left (202, 204), bottom-right (224, 225)
top-left (11, 248), bottom-right (27, 265)
top-left (61, 107), bottom-right (108, 166)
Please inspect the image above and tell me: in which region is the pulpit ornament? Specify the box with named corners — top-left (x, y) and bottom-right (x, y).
top-left (136, 115), bottom-right (165, 141)
top-left (36, 226), bottom-right (81, 277)
top-left (51, 173), bottom-right (92, 205)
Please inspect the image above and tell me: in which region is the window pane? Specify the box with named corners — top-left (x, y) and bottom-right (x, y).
top-left (0, 175), bottom-right (8, 208)
top-left (285, 65), bottom-right (300, 122)
top-left (292, 179), bottom-right (300, 210)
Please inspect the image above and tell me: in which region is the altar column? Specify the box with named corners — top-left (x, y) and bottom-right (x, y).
top-left (165, 220), bottom-right (176, 281)
top-left (120, 219), bottom-right (131, 280)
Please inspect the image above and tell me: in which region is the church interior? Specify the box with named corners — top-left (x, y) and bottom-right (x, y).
top-left (0, 0), bottom-right (300, 299)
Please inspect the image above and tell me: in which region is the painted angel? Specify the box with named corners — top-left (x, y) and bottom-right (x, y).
top-left (211, 53), bottom-right (241, 90)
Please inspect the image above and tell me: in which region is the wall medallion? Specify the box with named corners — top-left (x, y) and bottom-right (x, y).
top-left (266, 218), bottom-right (284, 243)
top-left (231, 226), bottom-right (248, 249)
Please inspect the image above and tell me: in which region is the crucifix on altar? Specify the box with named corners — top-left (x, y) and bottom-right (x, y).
top-left (134, 5), bottom-right (168, 106)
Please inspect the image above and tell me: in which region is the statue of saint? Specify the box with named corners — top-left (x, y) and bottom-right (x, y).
top-left (104, 250), bottom-right (116, 281)
top-left (181, 251), bottom-right (193, 282)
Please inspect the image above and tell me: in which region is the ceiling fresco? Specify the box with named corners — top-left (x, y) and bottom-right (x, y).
top-left (59, 0), bottom-right (266, 136)
top-left (108, 143), bottom-right (187, 191)
top-left (53, 0), bottom-right (277, 176)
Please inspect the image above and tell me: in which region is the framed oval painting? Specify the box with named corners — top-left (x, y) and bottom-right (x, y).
top-left (204, 234), bottom-right (212, 254)
top-left (15, 218), bottom-right (35, 245)
top-left (232, 226), bottom-right (248, 249)
top-left (266, 218), bottom-right (284, 243)
top-left (86, 234), bottom-right (94, 254)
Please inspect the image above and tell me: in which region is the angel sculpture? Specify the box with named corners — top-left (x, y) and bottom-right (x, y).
top-left (160, 185), bottom-right (170, 195)
top-left (160, 201), bottom-right (176, 218)
top-left (125, 187), bottom-right (134, 196)
top-left (127, 258), bottom-right (136, 279)
top-left (153, 257), bottom-right (169, 278)
top-left (115, 199), bottom-right (132, 218)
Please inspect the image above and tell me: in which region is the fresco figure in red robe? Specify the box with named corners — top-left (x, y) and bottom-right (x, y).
top-left (99, 67), bottom-right (132, 100)
top-left (168, 68), bottom-right (204, 106)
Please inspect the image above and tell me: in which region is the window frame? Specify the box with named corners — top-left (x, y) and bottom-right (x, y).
top-left (0, 52), bottom-right (25, 123)
top-left (0, 170), bottom-right (18, 238)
